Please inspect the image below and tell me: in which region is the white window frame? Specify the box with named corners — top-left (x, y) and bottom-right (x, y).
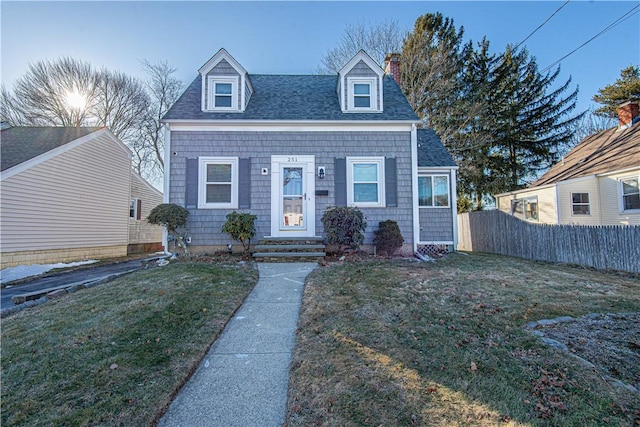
top-left (619, 175), bottom-right (640, 213)
top-left (346, 157), bottom-right (385, 207)
top-left (198, 157), bottom-right (238, 209)
top-left (347, 77), bottom-right (377, 111)
top-left (571, 192), bottom-right (591, 216)
top-left (129, 198), bottom-right (140, 219)
top-left (418, 174), bottom-right (450, 208)
top-left (510, 196), bottom-right (539, 222)
top-left (207, 77), bottom-right (238, 111)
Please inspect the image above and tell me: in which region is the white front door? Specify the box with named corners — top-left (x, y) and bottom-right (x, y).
top-left (270, 155), bottom-right (315, 237)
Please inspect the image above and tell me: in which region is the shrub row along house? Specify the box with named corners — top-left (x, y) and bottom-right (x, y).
top-left (0, 126), bottom-right (163, 269)
top-left (496, 101), bottom-right (640, 226)
top-left (161, 49), bottom-right (457, 255)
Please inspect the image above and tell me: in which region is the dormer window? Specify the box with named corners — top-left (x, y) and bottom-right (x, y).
top-left (208, 77), bottom-right (238, 111)
top-left (348, 78), bottom-right (377, 110)
top-left (338, 51), bottom-right (384, 113)
top-left (199, 48), bottom-right (252, 113)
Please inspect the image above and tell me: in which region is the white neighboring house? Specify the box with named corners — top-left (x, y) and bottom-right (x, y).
top-left (496, 101), bottom-right (640, 226)
top-left (0, 126), bottom-right (163, 269)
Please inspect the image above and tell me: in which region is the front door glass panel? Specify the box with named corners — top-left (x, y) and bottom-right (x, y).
top-left (282, 167), bottom-right (303, 228)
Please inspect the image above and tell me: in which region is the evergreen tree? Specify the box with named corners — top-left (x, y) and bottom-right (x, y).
top-left (400, 12), bottom-right (466, 144)
top-left (488, 46), bottom-right (582, 191)
top-left (593, 65), bottom-right (640, 118)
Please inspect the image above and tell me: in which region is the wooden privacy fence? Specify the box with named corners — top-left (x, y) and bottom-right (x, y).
top-left (457, 210), bottom-right (640, 274)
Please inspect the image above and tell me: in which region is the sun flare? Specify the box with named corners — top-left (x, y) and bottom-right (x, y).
top-left (65, 90), bottom-right (87, 110)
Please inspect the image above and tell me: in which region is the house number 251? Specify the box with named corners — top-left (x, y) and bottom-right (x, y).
top-left (287, 157), bottom-right (298, 162)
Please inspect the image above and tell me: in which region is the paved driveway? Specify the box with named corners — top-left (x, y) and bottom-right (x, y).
top-left (1, 258), bottom-right (158, 310)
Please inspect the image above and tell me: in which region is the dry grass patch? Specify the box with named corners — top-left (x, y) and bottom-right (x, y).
top-left (1, 259), bottom-right (258, 426)
top-left (286, 253), bottom-right (640, 426)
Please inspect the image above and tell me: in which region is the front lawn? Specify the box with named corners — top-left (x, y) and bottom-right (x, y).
top-left (286, 253), bottom-right (640, 426)
top-left (1, 259), bottom-right (258, 426)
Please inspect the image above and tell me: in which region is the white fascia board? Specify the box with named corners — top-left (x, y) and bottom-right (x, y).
top-left (164, 120), bottom-right (417, 132)
top-left (596, 166), bottom-right (640, 178)
top-left (1, 128), bottom-right (130, 181)
top-left (418, 166), bottom-right (460, 172)
top-left (494, 182), bottom-right (557, 198)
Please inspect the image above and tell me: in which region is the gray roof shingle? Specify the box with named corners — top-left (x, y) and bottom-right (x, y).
top-left (163, 74), bottom-right (418, 122)
top-left (417, 129), bottom-right (457, 167)
top-left (1, 127), bottom-right (101, 172)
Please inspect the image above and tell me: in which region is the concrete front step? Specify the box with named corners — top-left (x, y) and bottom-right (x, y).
top-left (254, 244), bottom-right (325, 252)
top-left (253, 252), bottom-right (326, 258)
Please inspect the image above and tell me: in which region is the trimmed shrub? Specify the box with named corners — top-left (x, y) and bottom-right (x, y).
top-left (147, 203), bottom-right (190, 254)
top-left (321, 206), bottom-right (367, 252)
top-left (373, 220), bottom-right (404, 256)
top-left (221, 211), bottom-right (257, 256)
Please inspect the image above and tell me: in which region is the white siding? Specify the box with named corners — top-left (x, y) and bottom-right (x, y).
top-left (0, 133), bottom-right (132, 253)
top-left (598, 169), bottom-right (640, 225)
top-left (129, 173), bottom-right (163, 244)
top-left (496, 186), bottom-right (557, 224)
top-left (557, 177), bottom-right (602, 225)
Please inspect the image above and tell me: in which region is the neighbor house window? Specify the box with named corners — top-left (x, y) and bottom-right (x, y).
top-left (129, 199), bottom-right (141, 220)
top-left (198, 157), bottom-right (238, 209)
top-left (571, 193), bottom-right (590, 215)
top-left (511, 196), bottom-right (538, 221)
top-left (418, 175), bottom-right (450, 207)
top-left (207, 77), bottom-right (238, 110)
top-left (347, 157), bottom-right (384, 207)
top-left (620, 176), bottom-right (640, 211)
top-left (347, 78), bottom-right (377, 111)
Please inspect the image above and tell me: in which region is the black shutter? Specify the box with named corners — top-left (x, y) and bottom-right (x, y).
top-left (334, 158), bottom-right (347, 206)
top-left (385, 157), bottom-right (397, 207)
top-left (185, 158), bottom-right (198, 208)
top-left (136, 199), bottom-right (142, 220)
top-left (239, 158), bottom-right (251, 209)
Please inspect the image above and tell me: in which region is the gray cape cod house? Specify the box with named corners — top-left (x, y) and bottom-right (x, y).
top-left (161, 48), bottom-right (457, 256)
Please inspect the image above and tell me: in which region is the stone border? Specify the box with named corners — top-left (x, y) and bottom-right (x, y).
top-left (525, 314), bottom-right (639, 394)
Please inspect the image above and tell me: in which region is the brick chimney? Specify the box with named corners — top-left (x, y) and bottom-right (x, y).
top-left (384, 53), bottom-right (401, 86)
top-left (617, 100), bottom-right (639, 128)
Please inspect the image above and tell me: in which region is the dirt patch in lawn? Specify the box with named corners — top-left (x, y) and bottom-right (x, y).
top-left (529, 312), bottom-right (640, 392)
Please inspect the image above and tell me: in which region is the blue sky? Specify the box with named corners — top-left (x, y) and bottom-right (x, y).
top-left (1, 1), bottom-right (638, 114)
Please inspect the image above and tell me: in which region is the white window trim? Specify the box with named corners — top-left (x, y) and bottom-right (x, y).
top-left (418, 174), bottom-right (450, 208)
top-left (619, 175), bottom-right (640, 213)
top-left (129, 198), bottom-right (140, 219)
top-left (346, 77), bottom-right (378, 112)
top-left (206, 76), bottom-right (238, 111)
top-left (570, 192), bottom-right (591, 216)
top-left (346, 156), bottom-right (385, 207)
top-left (198, 157), bottom-right (239, 209)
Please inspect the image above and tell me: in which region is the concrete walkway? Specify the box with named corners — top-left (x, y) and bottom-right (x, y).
top-left (158, 262), bottom-right (317, 427)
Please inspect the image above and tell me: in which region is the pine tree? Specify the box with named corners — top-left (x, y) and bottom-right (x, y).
top-left (489, 46), bottom-right (582, 191)
top-left (593, 65), bottom-right (640, 118)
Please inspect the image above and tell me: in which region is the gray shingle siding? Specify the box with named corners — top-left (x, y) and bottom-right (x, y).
top-left (419, 208), bottom-right (454, 242)
top-left (169, 131), bottom-right (414, 247)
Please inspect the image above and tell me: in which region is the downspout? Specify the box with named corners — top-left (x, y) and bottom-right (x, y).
top-left (451, 168), bottom-right (458, 251)
top-left (411, 124), bottom-right (419, 253)
top-left (555, 183), bottom-right (561, 224)
top-left (162, 124), bottom-right (171, 254)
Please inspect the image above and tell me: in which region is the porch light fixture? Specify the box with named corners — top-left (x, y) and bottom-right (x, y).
top-left (318, 166), bottom-right (326, 179)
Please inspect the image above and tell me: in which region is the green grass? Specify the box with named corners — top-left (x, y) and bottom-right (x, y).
top-left (1, 259), bottom-right (258, 426)
top-left (286, 253), bottom-right (640, 426)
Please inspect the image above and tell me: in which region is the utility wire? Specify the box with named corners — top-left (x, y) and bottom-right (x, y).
top-left (513, 0), bottom-right (571, 51)
top-left (541, 4), bottom-right (640, 74)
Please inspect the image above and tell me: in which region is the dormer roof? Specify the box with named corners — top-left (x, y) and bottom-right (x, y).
top-left (199, 48), bottom-right (249, 78)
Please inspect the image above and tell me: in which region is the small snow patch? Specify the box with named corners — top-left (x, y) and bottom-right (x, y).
top-left (1, 260), bottom-right (97, 284)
